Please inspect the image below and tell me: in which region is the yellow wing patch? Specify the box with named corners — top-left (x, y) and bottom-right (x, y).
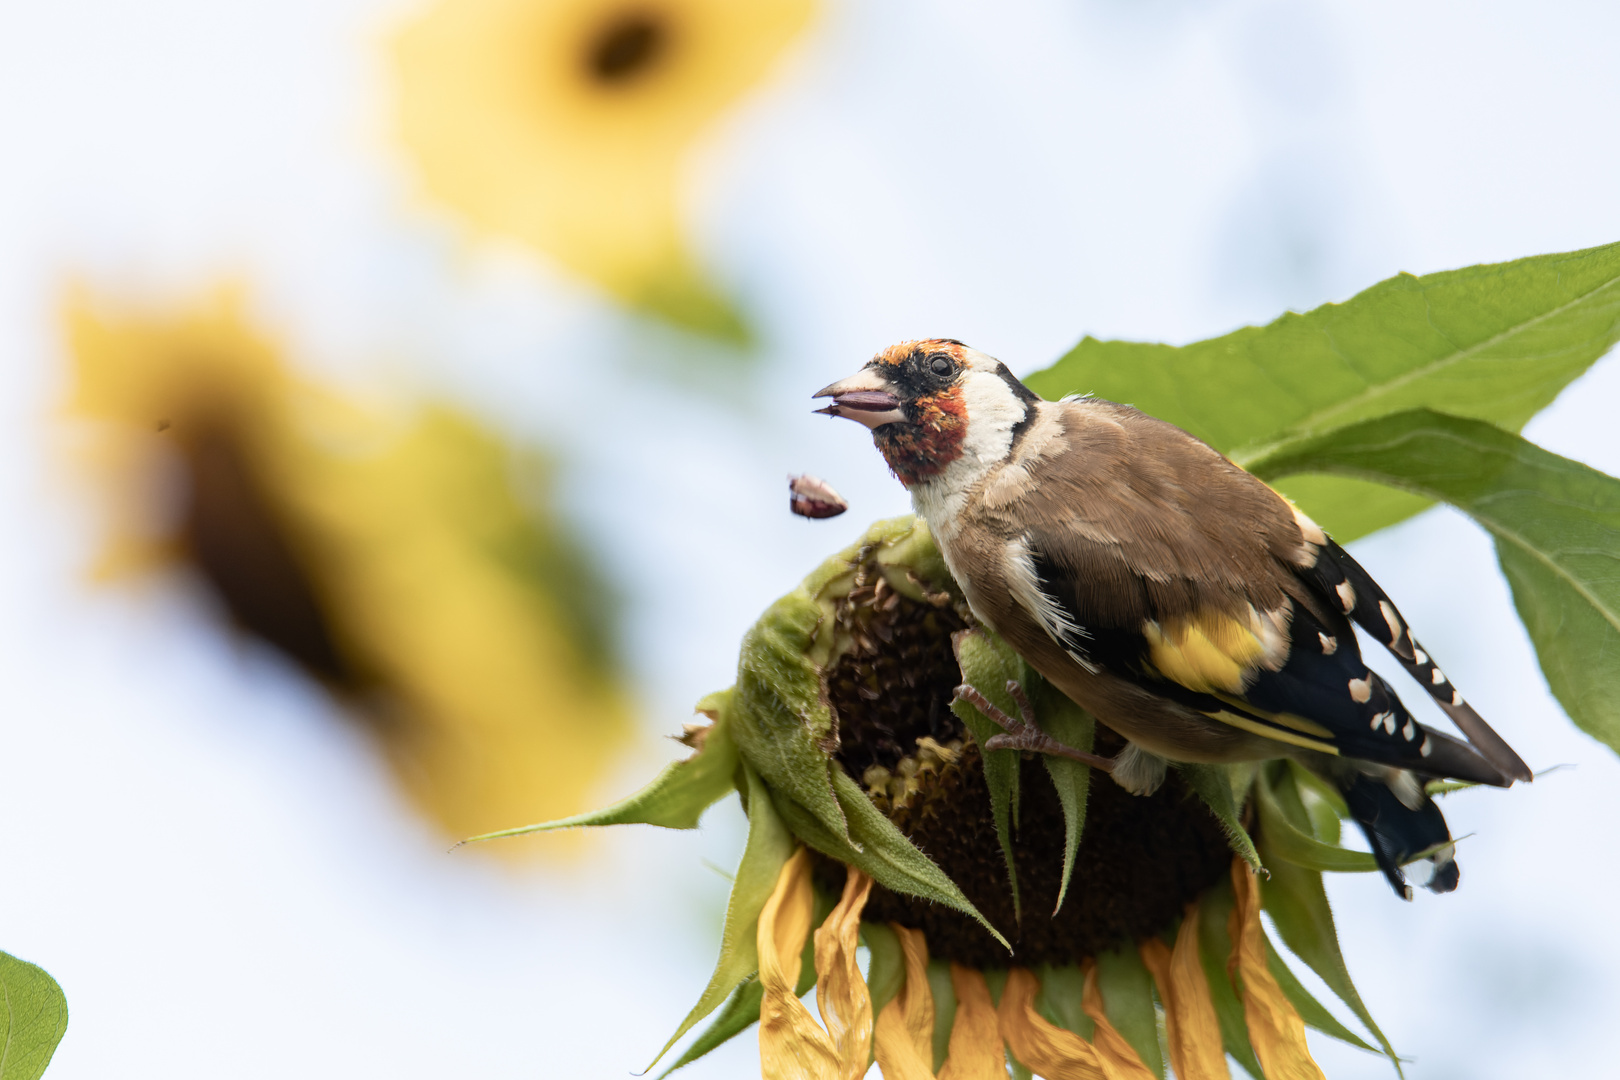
top-left (1142, 607), bottom-right (1288, 695)
top-left (1205, 710), bottom-right (1340, 756)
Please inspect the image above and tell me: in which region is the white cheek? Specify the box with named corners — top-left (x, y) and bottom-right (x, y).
top-left (958, 371), bottom-right (1025, 465)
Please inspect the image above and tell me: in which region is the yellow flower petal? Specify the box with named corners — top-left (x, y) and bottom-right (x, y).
top-left (758, 847), bottom-right (841, 1080)
top-left (1078, 963), bottom-right (1157, 1080)
top-left (812, 868), bottom-right (875, 1080)
top-left (873, 925), bottom-right (935, 1080)
top-left (938, 965), bottom-right (1006, 1080)
top-left (394, 0), bottom-right (815, 336)
top-left (997, 967), bottom-right (1108, 1080)
top-left (1140, 907), bottom-right (1229, 1080)
top-left (63, 288), bottom-right (632, 844)
top-left (1229, 860), bottom-right (1326, 1080)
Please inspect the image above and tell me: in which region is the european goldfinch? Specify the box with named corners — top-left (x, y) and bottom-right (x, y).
top-left (815, 338), bottom-right (1532, 897)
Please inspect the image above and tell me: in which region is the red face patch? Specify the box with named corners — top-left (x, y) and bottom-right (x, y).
top-left (873, 386), bottom-right (967, 487)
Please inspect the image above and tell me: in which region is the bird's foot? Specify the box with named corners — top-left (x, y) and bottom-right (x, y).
top-left (953, 680), bottom-right (1116, 771)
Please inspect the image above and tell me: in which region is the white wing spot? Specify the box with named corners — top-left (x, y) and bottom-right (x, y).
top-left (1413, 648), bottom-right (1429, 665)
top-left (1420, 736), bottom-right (1433, 757)
top-left (1318, 632), bottom-right (1338, 655)
top-left (1005, 535), bottom-right (1097, 673)
top-left (1348, 676), bottom-right (1372, 703)
top-left (1370, 710), bottom-right (1392, 731)
top-left (1379, 601), bottom-right (1404, 643)
top-left (1403, 720), bottom-right (1417, 741)
top-left (1431, 667), bottom-right (1446, 685)
top-left (1384, 712), bottom-right (1398, 735)
top-left (1451, 689), bottom-right (1464, 707)
top-left (1335, 580), bottom-right (1357, 614)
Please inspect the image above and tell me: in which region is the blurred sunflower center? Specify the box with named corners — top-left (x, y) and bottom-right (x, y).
top-left (174, 418), bottom-right (364, 693)
top-left (584, 10), bottom-right (671, 85)
top-left (817, 559), bottom-right (1234, 968)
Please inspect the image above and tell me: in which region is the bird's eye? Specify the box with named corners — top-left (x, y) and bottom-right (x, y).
top-left (929, 356), bottom-right (952, 376)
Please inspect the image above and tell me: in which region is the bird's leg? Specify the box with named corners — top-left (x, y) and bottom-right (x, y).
top-left (953, 680), bottom-right (1116, 771)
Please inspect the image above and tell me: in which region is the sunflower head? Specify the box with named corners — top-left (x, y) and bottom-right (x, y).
top-left (393, 0), bottom-right (818, 342)
top-left (63, 287), bottom-right (633, 847)
top-left (496, 516), bottom-right (1415, 1076)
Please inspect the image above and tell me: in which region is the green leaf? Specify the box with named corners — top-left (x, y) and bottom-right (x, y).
top-left (1177, 763), bottom-right (1262, 870)
top-left (1195, 880), bottom-right (1264, 1079)
top-left (1257, 821), bottom-right (1401, 1075)
top-left (647, 763), bottom-right (794, 1070)
top-left (458, 695), bottom-right (740, 845)
top-left (1034, 964), bottom-right (1094, 1042)
top-left (927, 959), bottom-right (958, 1072)
top-left (0, 952), bottom-right (67, 1080)
top-left (863, 923), bottom-right (906, 1022)
top-left (1026, 241), bottom-right (1620, 540)
top-left (950, 628), bottom-right (1026, 918)
top-left (1262, 936), bottom-right (1377, 1054)
top-left (656, 977), bottom-right (763, 1078)
top-left (1249, 408), bottom-right (1620, 756)
top-left (769, 773), bottom-right (1011, 951)
top-left (1095, 946), bottom-right (1166, 1079)
top-left (1030, 677), bottom-right (1095, 916)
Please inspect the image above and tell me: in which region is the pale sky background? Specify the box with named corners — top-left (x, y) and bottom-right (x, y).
top-left (2, 1), bottom-right (1619, 1077)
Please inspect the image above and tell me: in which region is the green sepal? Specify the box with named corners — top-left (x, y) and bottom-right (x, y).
top-left (950, 628), bottom-right (1026, 918)
top-left (770, 770), bottom-right (1011, 950)
top-left (1095, 945), bottom-right (1166, 1078)
top-left (1262, 935), bottom-right (1377, 1054)
top-left (1033, 965), bottom-right (1094, 1041)
top-left (1196, 878), bottom-right (1264, 1079)
top-left (927, 959), bottom-right (958, 1072)
top-left (460, 694), bottom-right (740, 844)
top-left (645, 762), bottom-right (795, 1071)
top-left (1249, 408), bottom-right (1620, 758)
top-left (1254, 768), bottom-right (1378, 874)
top-left (731, 591), bottom-right (849, 847)
top-left (862, 922), bottom-right (906, 1021)
top-left (0, 952), bottom-right (67, 1080)
top-left (1256, 779), bottom-right (1402, 1076)
top-left (1177, 762), bottom-right (1262, 870)
top-left (655, 977), bottom-right (762, 1078)
top-left (1027, 240), bottom-right (1620, 541)
top-left (1031, 677), bottom-right (1095, 916)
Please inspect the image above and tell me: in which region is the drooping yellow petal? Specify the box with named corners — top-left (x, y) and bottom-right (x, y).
top-left (873, 925), bottom-right (935, 1080)
top-left (1228, 861), bottom-right (1326, 1080)
top-left (812, 869), bottom-right (875, 1080)
top-left (1140, 908), bottom-right (1229, 1080)
top-left (996, 967), bottom-right (1108, 1080)
top-left (938, 965), bottom-right (1006, 1080)
top-left (758, 848), bottom-right (841, 1080)
top-left (1079, 963), bottom-right (1158, 1080)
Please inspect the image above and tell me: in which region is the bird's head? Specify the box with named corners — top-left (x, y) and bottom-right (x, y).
top-left (814, 339), bottom-right (1038, 487)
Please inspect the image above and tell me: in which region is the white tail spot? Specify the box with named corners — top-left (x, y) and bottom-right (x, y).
top-left (1414, 648), bottom-right (1429, 665)
top-left (1420, 736), bottom-right (1433, 757)
top-left (1385, 713), bottom-right (1398, 735)
top-left (1379, 600), bottom-right (1404, 643)
top-left (1370, 710), bottom-right (1392, 731)
top-left (1431, 667), bottom-right (1446, 685)
top-left (1403, 720), bottom-right (1417, 741)
top-left (1451, 689), bottom-right (1464, 707)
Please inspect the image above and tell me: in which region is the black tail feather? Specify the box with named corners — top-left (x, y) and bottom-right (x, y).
top-left (1338, 772), bottom-right (1459, 899)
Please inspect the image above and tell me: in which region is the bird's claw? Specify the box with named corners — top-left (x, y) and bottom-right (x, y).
top-left (953, 681), bottom-right (1115, 771)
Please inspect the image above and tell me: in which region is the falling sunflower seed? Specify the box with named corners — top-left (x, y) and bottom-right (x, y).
top-left (789, 473), bottom-right (848, 519)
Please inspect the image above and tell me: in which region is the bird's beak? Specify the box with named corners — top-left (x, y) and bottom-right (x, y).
top-left (812, 367), bottom-right (908, 429)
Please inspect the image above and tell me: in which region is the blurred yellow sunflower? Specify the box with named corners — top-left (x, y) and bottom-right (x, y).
top-left (393, 0), bottom-right (817, 341)
top-left (63, 286), bottom-right (633, 847)
top-left (488, 517), bottom-right (1414, 1076)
